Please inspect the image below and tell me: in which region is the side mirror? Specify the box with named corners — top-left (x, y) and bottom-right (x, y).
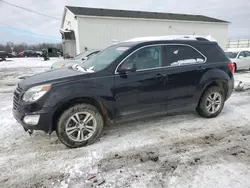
top-left (239, 56), bottom-right (244, 59)
top-left (82, 57), bottom-right (88, 61)
top-left (117, 63), bottom-right (136, 74)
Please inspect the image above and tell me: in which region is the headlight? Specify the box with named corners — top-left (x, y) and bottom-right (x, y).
top-left (22, 84), bottom-right (51, 102)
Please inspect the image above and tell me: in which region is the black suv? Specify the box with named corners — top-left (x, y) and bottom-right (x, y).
top-left (20, 50), bottom-right (40, 57)
top-left (13, 36), bottom-right (234, 148)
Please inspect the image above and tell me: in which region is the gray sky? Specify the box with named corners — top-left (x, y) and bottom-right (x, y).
top-left (0, 0), bottom-right (249, 44)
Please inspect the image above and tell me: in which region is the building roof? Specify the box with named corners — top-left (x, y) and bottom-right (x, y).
top-left (66, 6), bottom-right (229, 23)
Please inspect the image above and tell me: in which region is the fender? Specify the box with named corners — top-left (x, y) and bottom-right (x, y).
top-left (43, 78), bottom-right (115, 118)
top-left (193, 68), bottom-right (230, 104)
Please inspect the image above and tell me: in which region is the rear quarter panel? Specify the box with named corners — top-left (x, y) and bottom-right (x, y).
top-left (193, 63), bottom-right (233, 105)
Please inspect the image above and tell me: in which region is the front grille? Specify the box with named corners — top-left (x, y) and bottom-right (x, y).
top-left (13, 85), bottom-right (23, 111)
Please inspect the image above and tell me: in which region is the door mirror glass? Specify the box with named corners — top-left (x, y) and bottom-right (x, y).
top-left (118, 63), bottom-right (136, 73)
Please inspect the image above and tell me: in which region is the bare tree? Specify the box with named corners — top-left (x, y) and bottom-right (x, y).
top-left (0, 42), bottom-right (62, 52)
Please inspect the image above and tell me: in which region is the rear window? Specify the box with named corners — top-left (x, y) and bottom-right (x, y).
top-left (195, 44), bottom-right (229, 63)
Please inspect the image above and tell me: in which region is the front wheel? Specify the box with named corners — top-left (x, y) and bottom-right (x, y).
top-left (56, 104), bottom-right (104, 148)
top-left (196, 86), bottom-right (225, 118)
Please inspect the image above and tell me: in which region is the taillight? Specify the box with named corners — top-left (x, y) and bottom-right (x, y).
top-left (228, 62), bottom-right (235, 74)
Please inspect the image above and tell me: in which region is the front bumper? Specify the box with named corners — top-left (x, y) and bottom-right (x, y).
top-left (13, 108), bottom-right (53, 133)
top-left (13, 85), bottom-right (54, 133)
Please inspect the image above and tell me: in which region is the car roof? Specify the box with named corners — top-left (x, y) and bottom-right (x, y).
top-left (117, 35), bottom-right (218, 47)
top-left (124, 35), bottom-right (217, 43)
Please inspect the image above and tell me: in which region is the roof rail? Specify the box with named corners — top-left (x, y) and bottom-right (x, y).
top-left (125, 35), bottom-right (217, 42)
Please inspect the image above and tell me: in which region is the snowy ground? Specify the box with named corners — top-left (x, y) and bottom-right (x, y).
top-left (1, 58), bottom-right (250, 188)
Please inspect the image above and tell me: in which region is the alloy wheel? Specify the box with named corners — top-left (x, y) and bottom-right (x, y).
top-left (205, 92), bottom-right (222, 114)
top-left (65, 112), bottom-right (97, 142)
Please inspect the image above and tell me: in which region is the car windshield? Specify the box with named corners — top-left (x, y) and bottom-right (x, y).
top-left (226, 52), bottom-right (238, 59)
top-left (74, 52), bottom-right (89, 60)
top-left (80, 44), bottom-right (131, 72)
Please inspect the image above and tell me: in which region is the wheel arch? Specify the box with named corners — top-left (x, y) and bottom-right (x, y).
top-left (51, 97), bottom-right (112, 133)
top-left (233, 62), bottom-right (237, 71)
top-left (197, 79), bottom-right (228, 108)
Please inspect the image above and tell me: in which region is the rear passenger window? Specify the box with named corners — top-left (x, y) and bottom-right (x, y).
top-left (165, 45), bottom-right (205, 66)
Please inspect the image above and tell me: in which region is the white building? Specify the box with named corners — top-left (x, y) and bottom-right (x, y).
top-left (61, 6), bottom-right (230, 57)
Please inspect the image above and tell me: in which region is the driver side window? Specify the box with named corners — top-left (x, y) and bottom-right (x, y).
top-left (120, 46), bottom-right (162, 71)
top-left (239, 52), bottom-right (246, 58)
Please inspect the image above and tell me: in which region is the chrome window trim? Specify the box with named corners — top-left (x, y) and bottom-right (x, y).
top-left (114, 43), bottom-right (207, 74)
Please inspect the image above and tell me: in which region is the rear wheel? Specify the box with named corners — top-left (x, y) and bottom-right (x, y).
top-left (196, 86), bottom-right (225, 118)
top-left (56, 103), bottom-right (104, 148)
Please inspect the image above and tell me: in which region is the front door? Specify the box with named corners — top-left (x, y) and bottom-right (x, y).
top-left (242, 51), bottom-right (250, 69)
top-left (162, 44), bottom-right (207, 109)
top-left (113, 45), bottom-right (168, 117)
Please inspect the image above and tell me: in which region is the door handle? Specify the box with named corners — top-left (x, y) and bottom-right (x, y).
top-left (155, 73), bottom-right (168, 83)
top-left (155, 73), bottom-right (166, 79)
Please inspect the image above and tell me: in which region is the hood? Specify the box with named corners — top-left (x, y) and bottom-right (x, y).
top-left (19, 66), bottom-right (92, 89)
top-left (51, 59), bottom-right (81, 69)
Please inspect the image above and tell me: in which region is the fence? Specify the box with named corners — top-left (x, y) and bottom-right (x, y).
top-left (227, 39), bottom-right (250, 49)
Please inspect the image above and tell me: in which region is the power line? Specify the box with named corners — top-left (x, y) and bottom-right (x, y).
top-left (0, 0), bottom-right (61, 20)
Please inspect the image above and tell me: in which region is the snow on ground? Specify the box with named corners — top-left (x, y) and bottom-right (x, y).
top-left (234, 70), bottom-right (250, 90)
top-left (1, 58), bottom-right (250, 188)
top-left (1, 57), bottom-right (57, 69)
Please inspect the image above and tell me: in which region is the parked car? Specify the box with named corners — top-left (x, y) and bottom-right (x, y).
top-left (18, 50), bottom-right (41, 57)
top-left (0, 51), bottom-right (15, 60)
top-left (51, 50), bottom-right (100, 69)
top-left (0, 51), bottom-right (9, 61)
top-left (226, 50), bottom-right (250, 71)
top-left (13, 35), bottom-right (234, 148)
top-left (36, 51), bottom-right (42, 56)
top-left (47, 48), bottom-right (63, 57)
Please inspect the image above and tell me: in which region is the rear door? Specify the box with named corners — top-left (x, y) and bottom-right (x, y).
top-left (161, 44), bottom-right (207, 109)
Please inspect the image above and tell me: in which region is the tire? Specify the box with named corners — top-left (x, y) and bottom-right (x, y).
top-left (196, 86), bottom-right (225, 118)
top-left (56, 103), bottom-right (104, 148)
